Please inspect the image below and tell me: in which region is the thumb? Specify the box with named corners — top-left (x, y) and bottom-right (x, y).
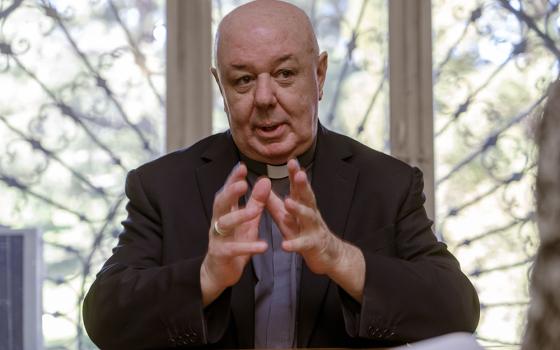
top-left (247, 177), bottom-right (271, 209)
top-left (267, 189), bottom-right (299, 240)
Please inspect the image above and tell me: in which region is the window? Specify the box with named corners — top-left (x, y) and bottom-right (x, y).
top-left (0, 0), bottom-right (164, 347)
top-left (434, 0), bottom-right (559, 345)
top-left (1, 0), bottom-right (557, 348)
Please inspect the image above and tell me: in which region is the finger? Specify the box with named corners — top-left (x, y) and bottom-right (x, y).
top-left (287, 159), bottom-right (316, 207)
top-left (267, 188), bottom-right (286, 215)
top-left (216, 240), bottom-right (268, 257)
top-left (267, 190), bottom-right (299, 239)
top-left (224, 162), bottom-right (247, 187)
top-left (293, 169), bottom-right (316, 207)
top-left (285, 197), bottom-right (317, 226)
top-left (288, 159), bottom-right (300, 200)
top-left (214, 179), bottom-right (248, 214)
top-left (282, 235), bottom-right (312, 253)
top-left (217, 205), bottom-right (261, 233)
top-left (214, 162), bottom-right (248, 212)
top-left (246, 177), bottom-right (271, 209)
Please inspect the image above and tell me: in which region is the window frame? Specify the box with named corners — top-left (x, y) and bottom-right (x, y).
top-left (167, 0), bottom-right (435, 222)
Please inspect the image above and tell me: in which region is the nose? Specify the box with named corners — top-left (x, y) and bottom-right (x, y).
top-left (254, 74), bottom-right (277, 109)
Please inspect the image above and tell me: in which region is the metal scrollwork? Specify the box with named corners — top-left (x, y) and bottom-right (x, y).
top-left (435, 0), bottom-right (559, 345)
top-left (0, 0), bottom-right (164, 348)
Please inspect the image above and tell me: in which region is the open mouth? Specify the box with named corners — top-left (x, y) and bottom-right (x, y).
top-left (256, 123), bottom-right (285, 138)
top-left (261, 125), bottom-right (280, 132)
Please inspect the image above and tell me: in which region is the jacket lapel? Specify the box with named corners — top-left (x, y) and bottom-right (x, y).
top-left (297, 126), bottom-right (359, 347)
top-left (195, 132), bottom-right (256, 347)
top-left (195, 131), bottom-right (239, 223)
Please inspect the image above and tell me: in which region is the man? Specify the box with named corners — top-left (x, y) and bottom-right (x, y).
top-left (83, 1), bottom-right (479, 348)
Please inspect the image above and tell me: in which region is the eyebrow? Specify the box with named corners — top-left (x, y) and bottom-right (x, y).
top-left (229, 54), bottom-right (297, 70)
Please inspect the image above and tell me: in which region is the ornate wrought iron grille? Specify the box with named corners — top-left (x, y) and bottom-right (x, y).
top-left (434, 0), bottom-right (559, 346)
top-left (0, 0), bottom-right (164, 348)
top-left (212, 0), bottom-right (390, 152)
top-left (2, 0), bottom-right (557, 348)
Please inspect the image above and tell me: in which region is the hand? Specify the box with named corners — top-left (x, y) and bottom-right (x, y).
top-left (266, 159), bottom-right (345, 275)
top-left (200, 163), bottom-right (271, 306)
top-left (267, 159), bottom-right (365, 301)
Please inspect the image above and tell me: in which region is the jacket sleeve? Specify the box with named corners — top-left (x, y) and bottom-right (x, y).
top-left (341, 167), bottom-right (480, 342)
top-left (82, 169), bottom-right (214, 349)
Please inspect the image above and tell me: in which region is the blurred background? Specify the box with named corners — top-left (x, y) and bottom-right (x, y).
top-left (0, 0), bottom-right (558, 348)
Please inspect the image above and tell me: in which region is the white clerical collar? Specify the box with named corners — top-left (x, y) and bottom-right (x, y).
top-left (239, 140), bottom-right (316, 179)
top-left (265, 163), bottom-right (289, 179)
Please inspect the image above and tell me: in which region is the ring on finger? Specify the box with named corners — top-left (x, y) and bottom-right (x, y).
top-left (213, 220), bottom-right (228, 237)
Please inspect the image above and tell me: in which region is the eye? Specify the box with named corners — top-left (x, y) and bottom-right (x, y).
top-left (277, 69), bottom-right (295, 80)
top-left (235, 75), bottom-right (253, 86)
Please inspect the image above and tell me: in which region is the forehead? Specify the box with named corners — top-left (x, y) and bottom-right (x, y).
top-left (217, 15), bottom-right (314, 70)
top-left (225, 32), bottom-right (299, 64)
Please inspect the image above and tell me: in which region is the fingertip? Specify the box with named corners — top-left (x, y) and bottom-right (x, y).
top-left (288, 158), bottom-right (299, 170)
top-left (295, 170), bottom-right (307, 184)
top-left (226, 162), bottom-right (247, 186)
top-left (282, 240), bottom-right (294, 252)
top-left (256, 241), bottom-right (268, 252)
top-left (257, 175), bottom-right (271, 187)
top-left (234, 180), bottom-right (248, 194)
top-left (237, 162), bottom-right (247, 176)
top-left (254, 176), bottom-right (272, 195)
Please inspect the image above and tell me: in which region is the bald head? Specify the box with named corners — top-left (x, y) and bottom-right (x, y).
top-left (214, 0), bottom-right (319, 70)
top-left (210, 0), bottom-right (328, 164)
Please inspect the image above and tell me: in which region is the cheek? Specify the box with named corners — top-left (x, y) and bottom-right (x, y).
top-left (278, 85), bottom-right (316, 111)
top-left (225, 94), bottom-right (254, 127)
top-left (282, 93), bottom-right (317, 128)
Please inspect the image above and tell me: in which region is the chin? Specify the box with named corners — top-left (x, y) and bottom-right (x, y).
top-left (255, 145), bottom-right (294, 164)
top-left (258, 152), bottom-right (291, 165)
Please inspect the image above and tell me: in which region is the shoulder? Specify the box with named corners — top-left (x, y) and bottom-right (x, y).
top-left (122, 131), bottom-right (234, 211)
top-left (124, 131), bottom-right (234, 198)
top-left (320, 127), bottom-right (417, 184)
top-left (134, 131), bottom-right (230, 176)
top-left (319, 127), bottom-right (427, 223)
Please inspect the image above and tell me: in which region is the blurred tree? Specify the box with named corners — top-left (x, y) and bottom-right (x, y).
top-left (0, 0), bottom-right (164, 348)
top-left (434, 0), bottom-right (559, 346)
top-left (1, 0), bottom-right (558, 348)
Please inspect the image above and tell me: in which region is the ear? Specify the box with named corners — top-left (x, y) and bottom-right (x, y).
top-left (211, 67), bottom-right (229, 114)
top-left (211, 67), bottom-right (223, 94)
top-left (316, 52), bottom-right (328, 101)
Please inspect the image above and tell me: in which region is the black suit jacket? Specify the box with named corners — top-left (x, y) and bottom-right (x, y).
top-left (83, 126), bottom-right (479, 349)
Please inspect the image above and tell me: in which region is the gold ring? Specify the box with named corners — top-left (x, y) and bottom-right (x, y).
top-left (213, 221), bottom-right (228, 237)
